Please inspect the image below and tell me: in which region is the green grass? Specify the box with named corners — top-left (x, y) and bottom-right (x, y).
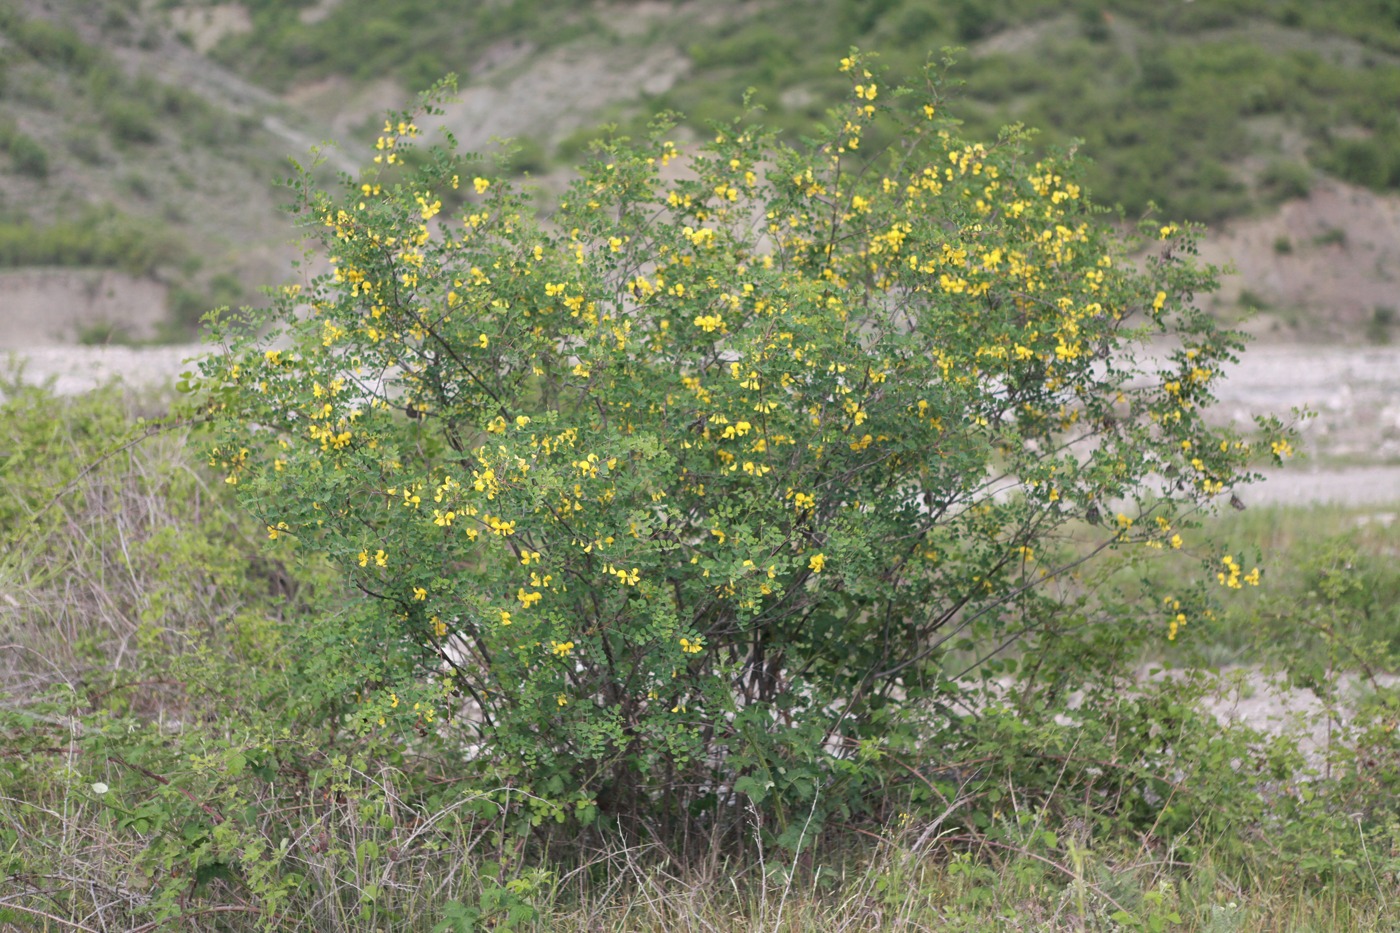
top-left (1090, 501), bottom-right (1400, 677)
top-left (0, 205), bottom-right (181, 275)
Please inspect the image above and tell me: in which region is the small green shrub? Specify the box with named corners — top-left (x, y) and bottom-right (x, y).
top-left (1313, 226), bottom-right (1348, 247)
top-left (3, 12), bottom-right (99, 73)
top-left (75, 320), bottom-right (131, 346)
top-left (1325, 133), bottom-right (1400, 191)
top-left (1259, 159), bottom-right (1312, 202)
top-left (1239, 289), bottom-right (1271, 312)
top-left (1, 125), bottom-right (48, 178)
top-left (1369, 305), bottom-right (1396, 344)
top-left (101, 97), bottom-right (160, 145)
top-left (0, 206), bottom-right (181, 275)
top-left (168, 271), bottom-right (250, 334)
top-left (64, 125), bottom-right (106, 165)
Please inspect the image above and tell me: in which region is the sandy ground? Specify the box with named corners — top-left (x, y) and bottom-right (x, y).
top-left (0, 270), bottom-right (170, 346)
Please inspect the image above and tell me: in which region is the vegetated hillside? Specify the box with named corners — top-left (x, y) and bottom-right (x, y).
top-left (0, 0), bottom-right (329, 344)
top-left (2, 0), bottom-right (1399, 343)
top-left (205, 0), bottom-right (1400, 223)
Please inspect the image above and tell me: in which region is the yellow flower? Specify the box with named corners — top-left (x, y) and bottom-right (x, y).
top-left (473, 176), bottom-right (490, 194)
top-left (679, 636), bottom-right (703, 654)
top-left (413, 586), bottom-right (427, 601)
top-left (550, 639), bottom-right (575, 657)
top-left (809, 553), bottom-right (826, 573)
top-left (1217, 555), bottom-right (1244, 589)
top-left (606, 565), bottom-right (641, 586)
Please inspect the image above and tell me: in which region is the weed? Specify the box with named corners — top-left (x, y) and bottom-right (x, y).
top-left (1314, 226), bottom-right (1348, 247)
top-left (1367, 305), bottom-right (1396, 344)
top-left (1239, 289), bottom-right (1272, 311)
top-left (75, 320), bottom-right (131, 346)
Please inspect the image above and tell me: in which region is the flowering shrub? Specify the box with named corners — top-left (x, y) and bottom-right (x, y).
top-left (200, 58), bottom-right (1286, 842)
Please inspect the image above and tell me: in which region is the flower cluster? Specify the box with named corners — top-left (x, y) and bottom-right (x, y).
top-left (1218, 554), bottom-right (1262, 589)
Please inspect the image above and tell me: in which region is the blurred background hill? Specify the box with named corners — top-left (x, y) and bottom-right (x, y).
top-left (2, 0), bottom-right (1398, 345)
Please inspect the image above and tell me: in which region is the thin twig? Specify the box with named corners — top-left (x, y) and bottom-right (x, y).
top-left (0, 901), bottom-right (101, 932)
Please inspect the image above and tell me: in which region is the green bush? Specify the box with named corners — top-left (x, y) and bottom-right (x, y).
top-left (101, 97), bottom-right (160, 145)
top-left (168, 271), bottom-right (250, 334)
top-left (200, 61), bottom-right (1288, 847)
top-left (0, 206), bottom-right (181, 275)
top-left (1324, 133), bottom-right (1400, 191)
top-left (1369, 305), bottom-right (1396, 343)
top-left (1, 10), bottom-right (99, 73)
top-left (64, 125), bottom-right (106, 164)
top-left (1259, 159), bottom-right (1312, 202)
top-left (0, 123), bottom-right (48, 178)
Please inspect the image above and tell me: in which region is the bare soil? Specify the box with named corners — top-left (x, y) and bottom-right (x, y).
top-left (1201, 178), bottom-right (1400, 340)
top-left (0, 269), bottom-right (169, 346)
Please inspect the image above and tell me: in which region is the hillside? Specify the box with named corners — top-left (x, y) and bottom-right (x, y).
top-left (1, 0), bottom-right (1399, 343)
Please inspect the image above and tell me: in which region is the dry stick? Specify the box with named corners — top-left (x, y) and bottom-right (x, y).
top-left (0, 901), bottom-right (103, 932)
top-left (771, 782), bottom-right (822, 933)
top-left (106, 755), bottom-right (227, 825)
top-left (20, 415), bottom-right (204, 535)
top-left (125, 904), bottom-right (264, 933)
top-left (84, 679), bottom-right (181, 704)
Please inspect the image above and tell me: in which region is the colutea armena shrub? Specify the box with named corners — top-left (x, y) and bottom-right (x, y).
top-left (198, 56), bottom-right (1286, 842)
